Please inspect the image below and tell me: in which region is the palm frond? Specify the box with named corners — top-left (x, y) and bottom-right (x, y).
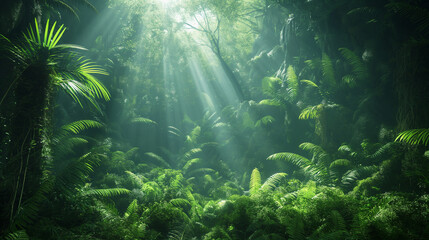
top-left (395, 128), bottom-right (429, 146)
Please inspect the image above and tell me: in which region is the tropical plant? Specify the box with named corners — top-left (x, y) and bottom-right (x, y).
top-left (0, 18), bottom-right (109, 232)
top-left (395, 128), bottom-right (429, 146)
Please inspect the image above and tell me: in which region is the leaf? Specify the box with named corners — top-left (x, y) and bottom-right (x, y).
top-left (145, 152), bottom-right (171, 168)
top-left (170, 198), bottom-right (191, 209)
top-left (300, 79), bottom-right (319, 88)
top-left (322, 53), bottom-right (336, 88)
top-left (262, 76), bottom-right (282, 96)
top-left (250, 168), bottom-right (261, 195)
top-left (339, 48), bottom-right (368, 82)
top-left (124, 199), bottom-right (138, 218)
top-left (131, 117), bottom-right (157, 125)
top-left (395, 128), bottom-right (429, 146)
top-left (61, 120), bottom-right (104, 134)
top-left (299, 105), bottom-right (321, 120)
top-left (83, 188), bottom-right (130, 197)
top-left (261, 173), bottom-right (287, 191)
top-left (329, 159), bottom-right (351, 169)
top-left (286, 65), bottom-right (299, 101)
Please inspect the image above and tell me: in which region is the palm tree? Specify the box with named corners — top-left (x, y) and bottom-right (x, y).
top-left (0, 18), bottom-right (109, 232)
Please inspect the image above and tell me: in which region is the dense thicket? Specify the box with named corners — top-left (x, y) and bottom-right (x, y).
top-left (1, 0), bottom-right (429, 239)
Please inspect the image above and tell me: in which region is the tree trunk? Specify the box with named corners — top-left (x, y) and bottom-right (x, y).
top-left (1, 62), bottom-right (51, 232)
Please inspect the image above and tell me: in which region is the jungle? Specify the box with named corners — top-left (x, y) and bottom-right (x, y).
top-left (1, 0), bottom-right (429, 239)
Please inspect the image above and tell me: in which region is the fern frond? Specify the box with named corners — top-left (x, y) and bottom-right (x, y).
top-left (145, 152), bottom-right (171, 168)
top-left (286, 65), bottom-right (299, 101)
top-left (185, 126), bottom-right (201, 145)
top-left (338, 144), bottom-right (352, 153)
top-left (267, 153), bottom-right (311, 169)
top-left (124, 199), bottom-right (138, 219)
top-left (299, 142), bottom-right (325, 158)
top-left (3, 230), bottom-right (29, 240)
top-left (170, 198), bottom-right (191, 209)
top-left (262, 76), bottom-right (282, 96)
top-left (131, 117), bottom-right (157, 125)
top-left (387, 2), bottom-right (429, 35)
top-left (299, 105), bottom-right (321, 120)
top-left (82, 188), bottom-right (130, 198)
top-left (395, 128), bottom-right (429, 146)
top-left (368, 142), bottom-right (398, 159)
top-left (286, 213), bottom-right (305, 240)
top-left (182, 148), bottom-right (202, 161)
top-left (187, 168), bottom-right (216, 177)
top-left (258, 99), bottom-right (283, 107)
top-left (61, 120), bottom-right (103, 134)
top-left (125, 171), bottom-right (144, 188)
top-left (182, 158), bottom-right (201, 174)
top-left (329, 159), bottom-right (351, 169)
top-left (300, 79), bottom-right (319, 88)
top-left (261, 173), bottom-right (287, 191)
top-left (13, 178), bottom-right (54, 229)
top-left (342, 75), bottom-right (356, 87)
top-left (322, 53), bottom-right (336, 88)
top-left (339, 48), bottom-right (368, 82)
top-left (54, 152), bottom-right (101, 193)
top-left (250, 168), bottom-right (262, 195)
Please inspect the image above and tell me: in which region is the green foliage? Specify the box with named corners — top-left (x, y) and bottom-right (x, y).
top-left (286, 65), bottom-right (299, 101)
top-left (339, 48), bottom-right (368, 83)
top-left (396, 128), bottom-right (429, 146)
top-left (1, 18), bottom-right (110, 109)
top-left (60, 120), bottom-right (104, 135)
top-left (131, 117), bottom-right (158, 125)
top-left (321, 53), bottom-right (336, 89)
top-left (260, 173), bottom-right (287, 191)
top-left (146, 152), bottom-right (171, 168)
top-left (262, 77), bottom-right (282, 97)
top-left (124, 199), bottom-right (138, 219)
top-left (299, 104), bottom-right (321, 120)
top-left (250, 168), bottom-right (262, 195)
top-left (3, 230), bottom-right (29, 240)
top-left (82, 188), bottom-right (130, 198)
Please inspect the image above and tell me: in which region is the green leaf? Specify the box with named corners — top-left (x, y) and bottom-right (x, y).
top-left (395, 128), bottom-right (429, 146)
top-left (250, 168), bottom-right (261, 195)
top-left (286, 65), bottom-right (299, 101)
